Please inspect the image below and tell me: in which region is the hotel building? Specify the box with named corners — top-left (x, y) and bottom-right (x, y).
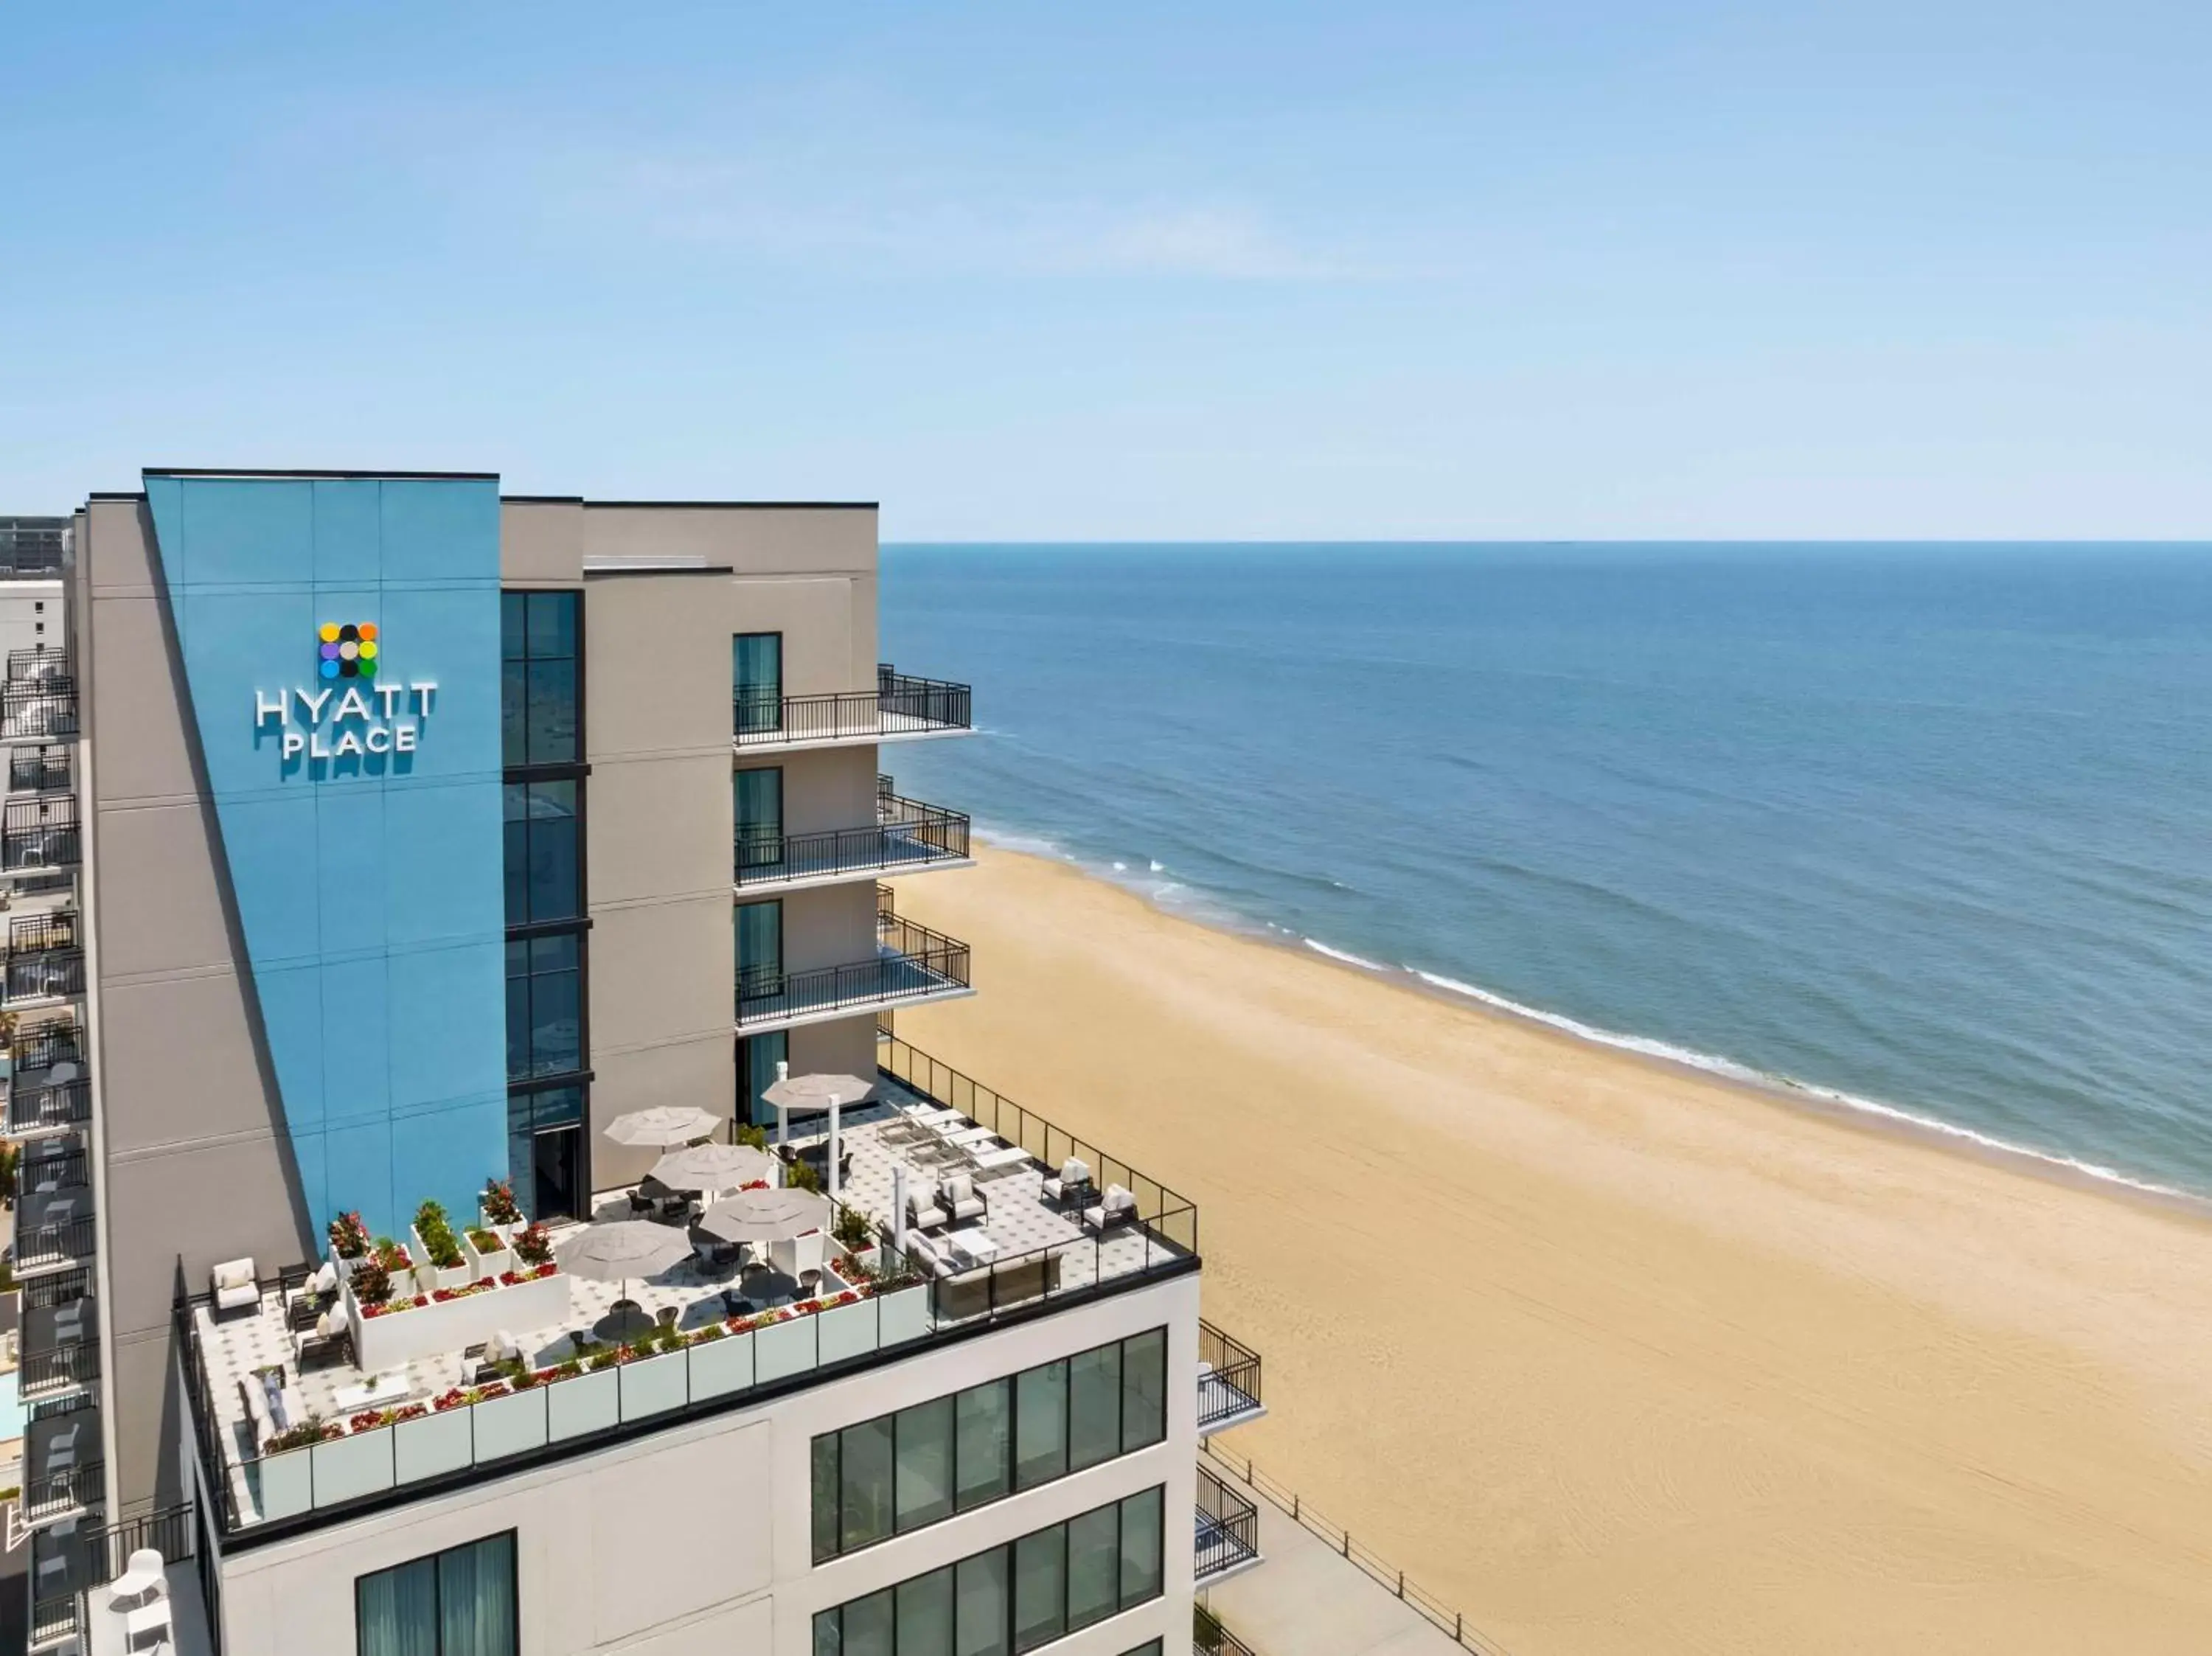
top-left (1, 473), bottom-right (1267, 1656)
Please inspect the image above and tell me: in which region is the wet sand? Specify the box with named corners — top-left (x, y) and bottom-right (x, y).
top-left (888, 846), bottom-right (2212, 1656)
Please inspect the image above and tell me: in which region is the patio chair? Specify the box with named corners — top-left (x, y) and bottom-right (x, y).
top-left (209, 1257), bottom-right (257, 1318)
top-left (1042, 1158), bottom-right (1095, 1208)
top-left (293, 1308), bottom-right (352, 1371)
top-left (1082, 1184), bottom-right (1138, 1234)
top-left (937, 1172), bottom-right (987, 1225)
top-left (626, 1189), bottom-right (657, 1218)
top-left (126, 1592), bottom-right (174, 1649)
top-left (111, 1548), bottom-right (166, 1607)
top-left (905, 1191), bottom-right (949, 1232)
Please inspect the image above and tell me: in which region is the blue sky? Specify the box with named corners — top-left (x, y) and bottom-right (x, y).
top-left (4, 2), bottom-right (2207, 538)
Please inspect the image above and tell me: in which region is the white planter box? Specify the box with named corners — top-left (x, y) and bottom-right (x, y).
top-left (877, 1284), bottom-right (932, 1346)
top-left (617, 1350), bottom-right (689, 1421)
top-left (393, 1408), bottom-right (474, 1483)
top-left (312, 1428), bottom-right (394, 1506)
top-left (411, 1226), bottom-right (473, 1293)
top-left (350, 1267), bottom-right (570, 1374)
top-left (548, 1368), bottom-right (619, 1440)
top-left (462, 1231), bottom-right (512, 1279)
top-left (753, 1315), bottom-right (819, 1384)
top-left (473, 1388), bottom-right (549, 1462)
top-left (257, 1445), bottom-right (316, 1522)
top-left (689, 1330), bottom-right (754, 1399)
top-left (816, 1298), bottom-right (878, 1365)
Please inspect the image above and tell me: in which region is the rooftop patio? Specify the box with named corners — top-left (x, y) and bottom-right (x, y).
top-left (182, 1052), bottom-right (1198, 1534)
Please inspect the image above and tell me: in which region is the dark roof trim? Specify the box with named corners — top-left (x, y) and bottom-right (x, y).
top-left (88, 493), bottom-right (147, 502)
top-left (582, 565), bottom-right (737, 577)
top-left (142, 468), bottom-right (500, 481)
top-left (579, 500), bottom-right (878, 511)
top-left (500, 495), bottom-right (586, 504)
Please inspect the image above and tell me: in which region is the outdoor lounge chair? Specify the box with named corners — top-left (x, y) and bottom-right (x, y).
top-left (938, 1173), bottom-right (986, 1225)
top-left (110, 1548), bottom-right (166, 1608)
top-left (905, 1191), bottom-right (949, 1232)
top-left (1082, 1184), bottom-right (1138, 1233)
top-left (210, 1257), bottom-right (257, 1318)
top-left (1042, 1158), bottom-right (1095, 1208)
top-left (293, 1308), bottom-right (352, 1370)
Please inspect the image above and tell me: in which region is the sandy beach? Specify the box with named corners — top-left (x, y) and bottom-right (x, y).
top-left (888, 846), bottom-right (2212, 1656)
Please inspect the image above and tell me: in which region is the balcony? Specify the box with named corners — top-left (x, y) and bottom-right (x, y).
top-left (180, 1042), bottom-right (1197, 1536)
top-left (734, 785), bottom-right (972, 891)
top-left (1198, 1318), bottom-right (1265, 1432)
top-left (735, 912), bottom-right (974, 1033)
top-left (9, 743), bottom-right (72, 794)
top-left (1, 669), bottom-right (78, 746)
top-left (1195, 1463), bottom-right (1263, 1582)
top-left (18, 1287), bottom-right (100, 1403)
top-left (6, 1019), bottom-right (91, 1138)
top-left (13, 1188), bottom-right (96, 1276)
top-left (3, 909), bottom-right (85, 1006)
top-left (3, 796), bottom-right (80, 871)
top-left (732, 663), bottom-right (973, 753)
top-left (23, 1402), bottom-right (103, 1528)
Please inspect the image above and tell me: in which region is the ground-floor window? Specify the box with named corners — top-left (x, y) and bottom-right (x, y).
top-left (356, 1531), bottom-right (518, 1656)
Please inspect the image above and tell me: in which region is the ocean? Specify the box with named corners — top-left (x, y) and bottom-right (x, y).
top-left (879, 544), bottom-right (2212, 1199)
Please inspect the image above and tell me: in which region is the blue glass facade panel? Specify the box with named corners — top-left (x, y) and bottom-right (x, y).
top-left (145, 473), bottom-right (509, 1236)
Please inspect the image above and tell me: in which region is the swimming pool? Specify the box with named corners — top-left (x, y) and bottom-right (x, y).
top-left (0, 1369), bottom-right (27, 1443)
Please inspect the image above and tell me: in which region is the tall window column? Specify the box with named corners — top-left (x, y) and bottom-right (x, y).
top-left (502, 590), bottom-right (589, 1221)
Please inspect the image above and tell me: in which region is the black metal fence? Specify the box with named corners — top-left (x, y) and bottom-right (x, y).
top-left (877, 1035), bottom-right (1200, 1258)
top-left (3, 796), bottom-right (80, 868)
top-left (10, 909), bottom-right (78, 952)
top-left (733, 662), bottom-right (973, 745)
top-left (1195, 1604), bottom-right (1259, 1656)
top-left (7, 1076), bottom-right (91, 1135)
top-left (7, 644), bottom-right (69, 681)
top-left (1195, 1462), bottom-right (1262, 1580)
top-left (24, 1455), bottom-right (104, 1524)
top-left (735, 914), bottom-right (972, 1027)
top-left (10, 743), bottom-right (72, 792)
top-left (734, 793), bottom-right (970, 886)
top-left (0, 675), bottom-right (78, 741)
top-left (5, 942), bottom-right (86, 1003)
top-left (15, 1017), bottom-right (87, 1073)
top-left (1197, 1318), bottom-right (1265, 1428)
top-left (28, 1503), bottom-right (198, 1654)
top-left (18, 1337), bottom-right (100, 1400)
top-left (15, 1213), bottom-right (97, 1270)
top-left (21, 1144), bottom-right (88, 1191)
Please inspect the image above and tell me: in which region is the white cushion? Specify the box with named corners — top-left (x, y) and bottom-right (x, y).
top-left (311, 1261), bottom-right (338, 1294)
top-left (942, 1174), bottom-right (973, 1203)
top-left (212, 1259), bottom-right (254, 1291)
top-left (1061, 1158), bottom-right (1090, 1184)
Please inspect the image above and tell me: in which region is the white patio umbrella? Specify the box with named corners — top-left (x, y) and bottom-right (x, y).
top-left (602, 1105), bottom-right (721, 1148)
top-left (697, 1186), bottom-right (834, 1247)
top-left (649, 1142), bottom-right (777, 1196)
top-left (760, 1065), bottom-right (874, 1201)
top-left (557, 1220), bottom-right (696, 1342)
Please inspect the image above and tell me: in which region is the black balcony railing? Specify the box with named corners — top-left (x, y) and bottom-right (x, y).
top-left (3, 797), bottom-right (80, 869)
top-left (10, 910), bottom-right (78, 953)
top-left (9, 743), bottom-right (72, 793)
top-left (1198, 1318), bottom-right (1265, 1429)
top-left (15, 1018), bottom-right (87, 1074)
top-left (0, 518), bottom-right (66, 575)
top-left (20, 1144), bottom-right (88, 1192)
top-left (1195, 1606), bottom-right (1259, 1656)
top-left (736, 913), bottom-right (971, 1028)
top-left (7, 1076), bottom-right (91, 1136)
top-left (15, 1214), bottom-right (97, 1271)
top-left (1195, 1463), bottom-right (1262, 1580)
top-left (7, 645), bottom-right (69, 682)
top-left (5, 944), bottom-right (85, 1004)
top-left (733, 662), bottom-right (973, 745)
top-left (18, 1337), bottom-right (100, 1401)
top-left (734, 793), bottom-right (970, 887)
top-left (24, 1458), bottom-right (103, 1524)
top-left (1, 675), bottom-right (78, 742)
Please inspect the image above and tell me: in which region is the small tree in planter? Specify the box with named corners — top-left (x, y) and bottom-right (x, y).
top-left (481, 1178), bottom-right (523, 1230)
top-left (512, 1223), bottom-right (554, 1270)
top-left (327, 1211), bottom-right (370, 1273)
top-left (832, 1203), bottom-right (872, 1253)
top-left (414, 1200), bottom-right (469, 1290)
top-left (351, 1255), bottom-right (394, 1308)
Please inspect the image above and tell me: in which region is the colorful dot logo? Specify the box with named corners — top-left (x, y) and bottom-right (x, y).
top-left (316, 622), bottom-right (380, 681)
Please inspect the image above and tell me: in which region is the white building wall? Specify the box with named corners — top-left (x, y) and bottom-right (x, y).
top-left (0, 576), bottom-right (68, 673)
top-left (211, 1273), bottom-right (1200, 1656)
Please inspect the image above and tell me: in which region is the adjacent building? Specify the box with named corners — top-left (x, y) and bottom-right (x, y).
top-left (2, 472), bottom-right (1266, 1656)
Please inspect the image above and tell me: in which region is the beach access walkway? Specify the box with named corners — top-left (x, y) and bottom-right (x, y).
top-left (1200, 1449), bottom-right (1483, 1656)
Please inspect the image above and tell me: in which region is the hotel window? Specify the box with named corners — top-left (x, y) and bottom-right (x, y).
top-left (355, 1531), bottom-right (517, 1656)
top-left (507, 1083), bottom-right (585, 1222)
top-left (812, 1489), bottom-right (1164, 1656)
top-left (503, 591), bottom-right (580, 767)
top-left (812, 1329), bottom-right (1166, 1562)
top-left (734, 765), bottom-right (785, 872)
top-left (735, 899), bottom-right (784, 1007)
top-left (733, 631), bottom-right (783, 734)
top-left (507, 933), bottom-right (582, 1079)
top-left (503, 779), bottom-right (581, 925)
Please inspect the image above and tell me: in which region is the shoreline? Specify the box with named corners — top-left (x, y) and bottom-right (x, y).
top-left (975, 825), bottom-right (2211, 1220)
top-left (889, 842), bottom-right (2212, 1656)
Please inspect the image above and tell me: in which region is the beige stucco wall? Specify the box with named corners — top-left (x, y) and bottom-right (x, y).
top-left (77, 496), bottom-right (312, 1514)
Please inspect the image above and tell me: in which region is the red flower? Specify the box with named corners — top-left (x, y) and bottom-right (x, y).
top-left (432, 1289), bottom-right (455, 1303)
top-left (349, 1410), bottom-right (383, 1433)
top-left (533, 1262), bottom-right (557, 1278)
top-left (498, 1270), bottom-right (521, 1287)
top-left (433, 1388), bottom-right (467, 1412)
